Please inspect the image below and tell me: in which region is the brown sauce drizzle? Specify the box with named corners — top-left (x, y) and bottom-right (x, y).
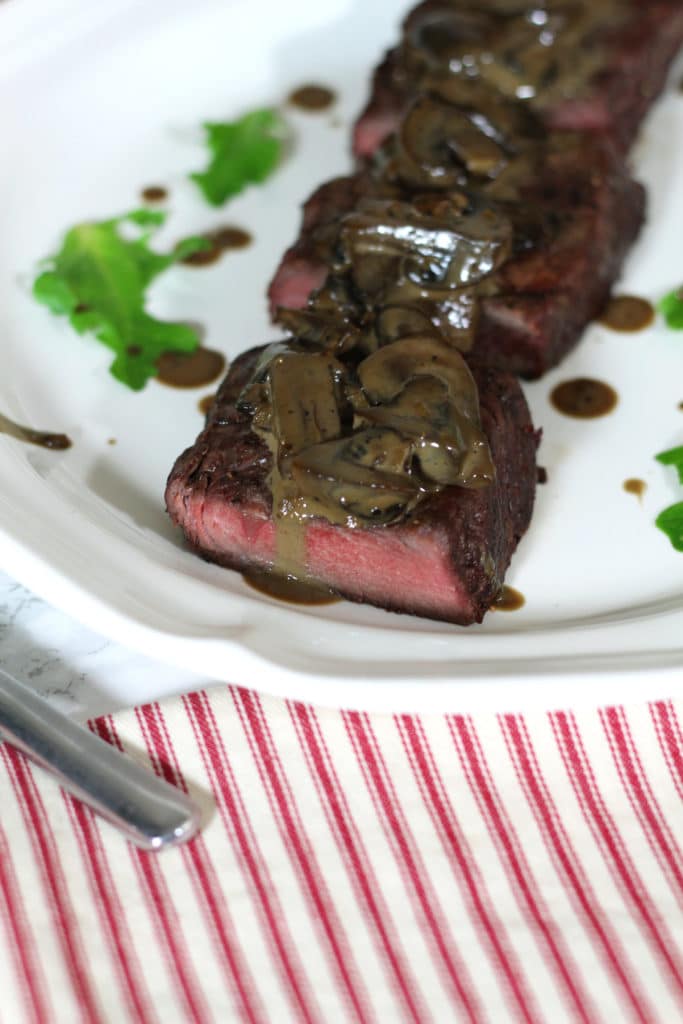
top-left (243, 570), bottom-right (340, 605)
top-left (156, 346), bottom-right (226, 388)
top-left (141, 185), bottom-right (168, 203)
top-left (491, 586), bottom-right (525, 612)
top-left (623, 478), bottom-right (647, 500)
top-left (288, 85), bottom-right (336, 111)
top-left (198, 393), bottom-right (216, 416)
top-left (598, 295), bottom-right (655, 333)
top-left (182, 226), bottom-right (252, 267)
top-left (0, 412), bottom-right (71, 450)
top-left (550, 378), bottom-right (618, 419)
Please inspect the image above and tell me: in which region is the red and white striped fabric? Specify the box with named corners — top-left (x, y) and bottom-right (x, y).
top-left (2, 688), bottom-right (683, 1022)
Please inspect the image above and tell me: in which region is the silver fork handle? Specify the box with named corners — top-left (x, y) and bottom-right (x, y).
top-left (0, 667), bottom-right (201, 850)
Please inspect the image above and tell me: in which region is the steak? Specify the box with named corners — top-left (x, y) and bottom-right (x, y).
top-left (165, 347), bottom-right (538, 625)
top-left (269, 0), bottom-right (681, 378)
top-left (269, 137), bottom-right (645, 378)
top-left (353, 0), bottom-right (683, 158)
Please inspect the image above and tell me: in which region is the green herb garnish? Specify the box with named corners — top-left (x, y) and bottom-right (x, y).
top-left (655, 446), bottom-right (683, 551)
top-left (656, 446), bottom-right (683, 485)
top-left (660, 288), bottom-right (683, 330)
top-left (190, 109), bottom-right (285, 207)
top-left (655, 503), bottom-right (683, 552)
top-left (33, 210), bottom-right (208, 390)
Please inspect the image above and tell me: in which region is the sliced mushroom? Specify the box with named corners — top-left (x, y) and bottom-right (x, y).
top-left (356, 357), bottom-right (495, 486)
top-left (267, 351), bottom-right (346, 455)
top-left (401, 1), bottom-right (619, 103)
top-left (375, 304), bottom-right (437, 343)
top-left (277, 307), bottom-right (361, 355)
top-left (339, 196), bottom-right (513, 303)
top-left (403, 6), bottom-right (494, 74)
top-left (358, 334), bottom-right (481, 420)
top-left (426, 74), bottom-right (547, 144)
top-left (288, 428), bottom-right (422, 525)
top-left (397, 95), bottom-right (508, 188)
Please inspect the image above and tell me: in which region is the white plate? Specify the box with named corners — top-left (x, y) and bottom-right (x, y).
top-left (1, 0), bottom-right (682, 713)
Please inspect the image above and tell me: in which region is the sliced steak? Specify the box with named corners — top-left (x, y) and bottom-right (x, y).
top-left (353, 1), bottom-right (683, 157)
top-left (269, 137), bottom-right (646, 378)
top-left (166, 347), bottom-right (538, 625)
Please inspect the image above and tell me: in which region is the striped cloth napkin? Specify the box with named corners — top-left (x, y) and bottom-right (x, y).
top-left (2, 687), bottom-right (683, 1023)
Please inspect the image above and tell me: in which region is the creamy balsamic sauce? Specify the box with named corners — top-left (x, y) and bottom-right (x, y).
top-left (0, 412), bottom-right (71, 450)
top-left (623, 478), bottom-right (646, 500)
top-left (550, 378), bottom-right (618, 419)
top-left (141, 185), bottom-right (168, 202)
top-left (491, 586), bottom-right (525, 612)
top-left (599, 295), bottom-right (655, 332)
top-left (243, 570), bottom-right (340, 605)
top-left (182, 226), bottom-right (252, 266)
top-left (156, 346), bottom-right (226, 388)
top-left (288, 85), bottom-right (336, 111)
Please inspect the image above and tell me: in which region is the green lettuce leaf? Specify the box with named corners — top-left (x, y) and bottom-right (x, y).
top-left (656, 502), bottom-right (683, 552)
top-left (660, 288), bottom-right (683, 330)
top-left (655, 446), bottom-right (683, 552)
top-left (190, 108), bottom-right (285, 206)
top-left (33, 210), bottom-right (208, 390)
top-left (656, 446), bottom-right (683, 486)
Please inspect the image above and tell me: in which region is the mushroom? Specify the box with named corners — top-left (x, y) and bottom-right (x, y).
top-left (267, 351), bottom-right (346, 455)
top-left (356, 336), bottom-right (495, 487)
top-left (339, 196), bottom-right (513, 302)
top-left (360, 335), bottom-right (478, 417)
top-left (288, 428), bottom-right (421, 525)
top-left (397, 95), bottom-right (508, 188)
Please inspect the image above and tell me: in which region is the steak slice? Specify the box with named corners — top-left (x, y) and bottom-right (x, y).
top-left (353, 1), bottom-right (683, 157)
top-left (269, 137), bottom-right (646, 378)
top-left (165, 347), bottom-right (538, 625)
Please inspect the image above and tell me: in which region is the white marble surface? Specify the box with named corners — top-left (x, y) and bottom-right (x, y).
top-left (0, 568), bottom-right (214, 721)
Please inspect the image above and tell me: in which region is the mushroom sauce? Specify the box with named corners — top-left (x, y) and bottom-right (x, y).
top-left (241, 0), bottom-right (627, 579)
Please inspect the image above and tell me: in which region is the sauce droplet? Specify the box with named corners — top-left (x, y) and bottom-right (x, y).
top-left (243, 570), bottom-right (340, 605)
top-left (181, 226), bottom-right (252, 267)
top-left (598, 295), bottom-right (655, 332)
top-left (141, 185), bottom-right (168, 202)
top-left (537, 466), bottom-right (548, 485)
top-left (156, 346), bottom-right (226, 389)
top-left (623, 478), bottom-right (647, 500)
top-left (0, 412), bottom-right (71, 450)
top-left (198, 393), bottom-right (216, 416)
top-left (288, 84), bottom-right (336, 111)
top-left (678, 401), bottom-right (683, 412)
top-left (550, 378), bottom-right (618, 419)
top-left (107, 437), bottom-right (117, 446)
top-left (491, 586), bottom-right (525, 612)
